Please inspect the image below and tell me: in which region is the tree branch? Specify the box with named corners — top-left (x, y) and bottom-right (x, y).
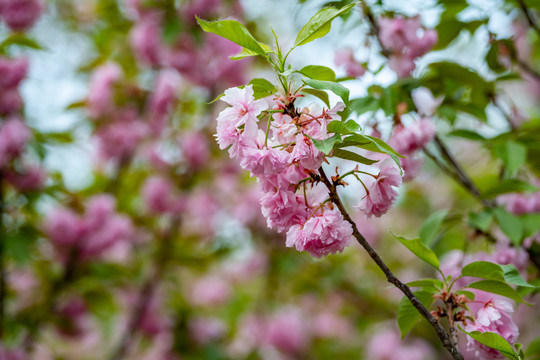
top-left (110, 218), bottom-right (179, 360)
top-left (0, 173), bottom-right (5, 340)
top-left (316, 166), bottom-right (464, 360)
top-left (516, 0), bottom-right (540, 38)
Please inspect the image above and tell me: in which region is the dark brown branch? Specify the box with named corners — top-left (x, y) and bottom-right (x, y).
top-left (516, 0), bottom-right (540, 38)
top-left (433, 136), bottom-right (495, 208)
top-left (317, 167), bottom-right (464, 360)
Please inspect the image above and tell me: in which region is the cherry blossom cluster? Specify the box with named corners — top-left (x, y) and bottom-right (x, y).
top-left (464, 292), bottom-right (519, 360)
top-left (45, 194), bottom-right (134, 261)
top-left (440, 249), bottom-right (525, 359)
top-left (215, 84), bottom-right (405, 257)
top-left (0, 15), bottom-right (46, 192)
top-left (378, 16), bottom-right (438, 77)
top-left (87, 63), bottom-right (180, 162)
top-left (125, 0), bottom-right (247, 89)
top-left (497, 190), bottom-right (540, 215)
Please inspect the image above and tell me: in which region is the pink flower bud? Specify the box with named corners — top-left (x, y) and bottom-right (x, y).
top-left (1, 0), bottom-right (44, 31)
top-left (0, 57), bottom-right (28, 89)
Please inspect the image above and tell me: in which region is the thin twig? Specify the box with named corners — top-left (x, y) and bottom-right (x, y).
top-left (110, 218), bottom-right (179, 360)
top-left (516, 0), bottom-right (540, 38)
top-left (317, 167), bottom-right (464, 360)
top-left (433, 136), bottom-right (495, 208)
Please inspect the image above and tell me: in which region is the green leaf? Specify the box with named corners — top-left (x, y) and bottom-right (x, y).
top-left (484, 179), bottom-right (538, 198)
top-left (303, 78), bottom-right (350, 105)
top-left (335, 134), bottom-right (403, 168)
top-left (393, 234), bottom-right (440, 270)
top-left (196, 17), bottom-right (268, 56)
top-left (456, 290), bottom-right (476, 300)
top-left (230, 47), bottom-right (260, 60)
top-left (500, 264), bottom-right (539, 288)
top-left (331, 149), bottom-right (378, 165)
top-left (466, 280), bottom-right (528, 304)
top-left (492, 207), bottom-right (523, 246)
top-left (460, 328), bottom-right (520, 360)
top-left (449, 129), bottom-right (486, 141)
top-left (327, 120), bottom-right (360, 134)
top-left (397, 290), bottom-right (435, 338)
top-left (294, 3), bottom-right (356, 47)
top-left (298, 65), bottom-right (336, 81)
top-left (419, 210), bottom-right (448, 246)
top-left (406, 279), bottom-right (444, 289)
top-left (469, 211), bottom-right (493, 232)
top-left (526, 338), bottom-right (540, 357)
top-left (301, 88), bottom-right (330, 107)
top-left (248, 78), bottom-right (277, 99)
top-left (349, 96), bottom-right (380, 114)
top-left (312, 134), bottom-right (342, 155)
top-left (0, 33), bottom-right (43, 50)
top-left (494, 140), bottom-right (527, 174)
top-left (461, 261), bottom-right (506, 282)
top-left (522, 213), bottom-right (540, 238)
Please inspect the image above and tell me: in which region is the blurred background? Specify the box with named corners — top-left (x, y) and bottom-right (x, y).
top-left (1, 0), bottom-right (540, 359)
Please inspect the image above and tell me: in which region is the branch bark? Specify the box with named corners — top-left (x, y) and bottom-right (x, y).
top-left (316, 166), bottom-right (464, 360)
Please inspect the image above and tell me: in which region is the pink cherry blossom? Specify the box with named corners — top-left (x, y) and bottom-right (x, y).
top-left (180, 131), bottom-right (210, 170)
top-left (44, 208), bottom-right (84, 247)
top-left (290, 134), bottom-right (324, 171)
top-left (389, 118), bottom-right (436, 155)
top-left (189, 317), bottom-right (226, 344)
top-left (130, 15), bottom-right (164, 66)
top-left (286, 207), bottom-right (352, 258)
top-left (0, 117), bottom-right (31, 167)
top-left (147, 69), bottom-right (181, 134)
top-left (97, 118), bottom-right (147, 161)
top-left (334, 48), bottom-right (365, 78)
top-left (260, 188), bottom-right (309, 233)
top-left (190, 275), bottom-right (231, 307)
top-left (0, 57), bottom-right (28, 89)
top-left (1, 0), bottom-right (44, 31)
top-left (388, 54), bottom-right (416, 78)
top-left (216, 84), bottom-right (267, 157)
top-left (239, 145), bottom-right (290, 177)
top-left (6, 164), bottom-right (47, 191)
top-left (0, 88), bottom-right (23, 115)
top-left (358, 158), bottom-right (402, 218)
top-left (87, 63), bottom-right (123, 119)
top-left (264, 307), bottom-right (311, 354)
top-left (141, 176), bottom-right (177, 214)
top-left (412, 87), bottom-right (443, 117)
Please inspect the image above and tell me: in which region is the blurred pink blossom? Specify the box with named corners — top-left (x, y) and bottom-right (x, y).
top-left (0, 0), bottom-right (44, 31)
top-left (334, 48), bottom-right (365, 78)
